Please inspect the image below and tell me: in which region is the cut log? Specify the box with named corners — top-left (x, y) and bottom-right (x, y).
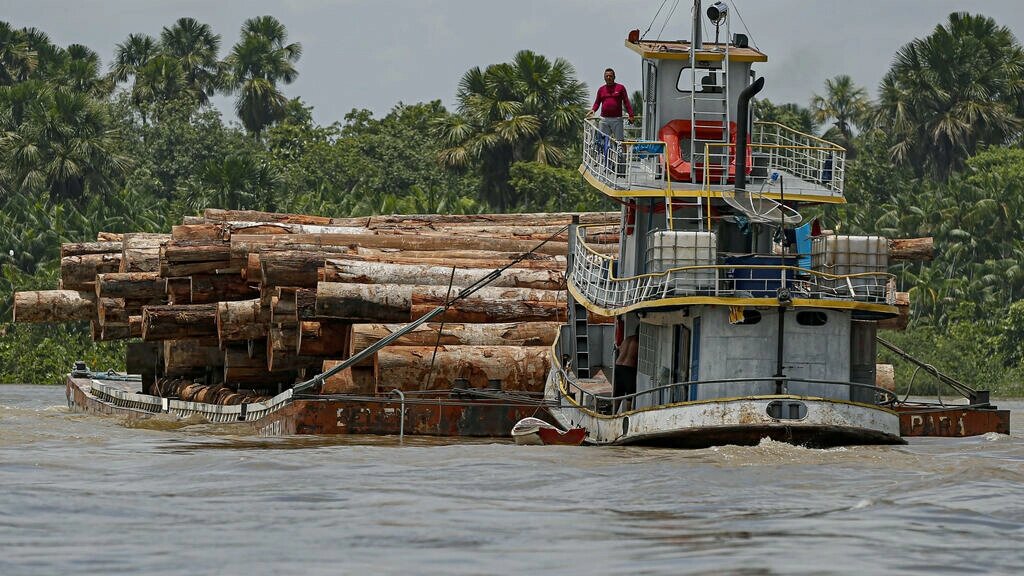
top-left (97, 297), bottom-right (129, 326)
top-left (204, 208), bottom-right (336, 226)
top-left (231, 232), bottom-right (568, 262)
top-left (375, 345), bottom-right (550, 392)
top-left (120, 233), bottom-right (169, 273)
top-left (164, 339), bottom-right (224, 377)
top-left (295, 288), bottom-right (317, 321)
top-left (161, 240), bottom-right (232, 276)
top-left (96, 272), bottom-right (167, 302)
top-left (13, 290), bottom-right (95, 323)
top-left (321, 260), bottom-right (565, 290)
top-left (878, 292), bottom-right (910, 331)
top-left (216, 299), bottom-right (270, 346)
top-left (271, 289), bottom-right (297, 326)
top-left (315, 282), bottom-right (565, 323)
top-left (190, 274), bottom-right (257, 304)
top-left (129, 315), bottom-right (142, 338)
top-left (260, 250), bottom-right (326, 288)
top-left (61, 241), bottom-right (122, 258)
top-left (98, 323), bottom-right (131, 341)
top-left (126, 342), bottom-right (160, 389)
top-left (875, 363), bottom-right (895, 392)
top-left (97, 232), bottom-right (123, 242)
top-left (165, 277), bottom-right (192, 305)
top-left (141, 303), bottom-right (218, 341)
top-left (171, 224), bottom-right (223, 241)
top-left (320, 356), bottom-right (379, 395)
top-left (363, 211), bottom-right (618, 228)
top-left (889, 238), bottom-right (933, 262)
top-left (267, 326), bottom-right (323, 371)
top-left (351, 322), bottom-right (560, 352)
top-left (297, 320), bottom-right (351, 357)
top-left (223, 346), bottom-right (298, 386)
top-left (60, 253), bottom-right (123, 291)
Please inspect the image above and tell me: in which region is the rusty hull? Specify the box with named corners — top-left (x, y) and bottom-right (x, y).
top-left (897, 405), bottom-right (1010, 437)
top-left (67, 376), bottom-right (544, 438)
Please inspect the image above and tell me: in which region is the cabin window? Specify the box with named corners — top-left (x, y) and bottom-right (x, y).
top-left (676, 68), bottom-right (718, 93)
top-left (796, 311), bottom-right (828, 326)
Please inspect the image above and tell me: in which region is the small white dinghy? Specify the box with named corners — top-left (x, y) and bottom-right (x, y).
top-left (511, 417), bottom-right (587, 446)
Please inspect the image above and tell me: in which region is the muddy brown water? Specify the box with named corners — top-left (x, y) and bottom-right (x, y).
top-left (1, 384), bottom-right (1022, 575)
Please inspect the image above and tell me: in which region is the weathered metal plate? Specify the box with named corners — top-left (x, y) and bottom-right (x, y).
top-left (897, 406), bottom-right (1011, 437)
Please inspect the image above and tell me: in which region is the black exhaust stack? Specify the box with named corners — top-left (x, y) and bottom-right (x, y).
top-left (735, 76), bottom-right (765, 191)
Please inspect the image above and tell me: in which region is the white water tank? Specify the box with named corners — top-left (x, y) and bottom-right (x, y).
top-left (811, 235), bottom-right (888, 299)
top-left (645, 230), bottom-right (717, 294)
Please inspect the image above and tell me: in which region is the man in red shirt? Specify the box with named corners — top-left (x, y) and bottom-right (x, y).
top-left (588, 68), bottom-right (634, 141)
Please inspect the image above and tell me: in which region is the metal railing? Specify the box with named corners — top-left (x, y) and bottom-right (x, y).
top-left (752, 122), bottom-right (846, 197)
top-left (570, 226), bottom-right (895, 312)
top-left (89, 381), bottom-right (294, 424)
top-left (582, 119), bottom-right (668, 191)
top-left (581, 119), bottom-right (847, 198)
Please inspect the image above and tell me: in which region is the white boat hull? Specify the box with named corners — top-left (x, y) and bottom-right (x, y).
top-left (545, 370), bottom-right (904, 447)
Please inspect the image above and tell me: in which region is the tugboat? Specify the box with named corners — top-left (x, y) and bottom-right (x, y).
top-left (546, 1), bottom-right (908, 447)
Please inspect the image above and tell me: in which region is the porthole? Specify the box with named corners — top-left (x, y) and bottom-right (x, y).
top-left (796, 311), bottom-right (828, 326)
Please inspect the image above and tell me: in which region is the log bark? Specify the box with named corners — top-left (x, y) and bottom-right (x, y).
top-left (271, 289), bottom-right (297, 326)
top-left (120, 233), bottom-right (169, 273)
top-left (374, 345), bottom-right (550, 392)
top-left (171, 224), bottom-right (224, 241)
top-left (363, 211), bottom-right (618, 228)
top-left (295, 288), bottom-right (317, 321)
top-left (165, 277), bottom-right (192, 305)
top-left (320, 357), bottom-right (378, 395)
top-left (13, 290), bottom-right (95, 323)
top-left (260, 250), bottom-right (326, 288)
top-left (164, 339), bottom-right (224, 377)
top-left (60, 253), bottom-right (123, 291)
top-left (223, 346), bottom-right (298, 386)
top-left (231, 232), bottom-right (568, 261)
top-left (95, 272), bottom-right (167, 302)
top-left (97, 232), bottom-right (123, 242)
top-left (141, 303), bottom-right (218, 341)
top-left (129, 315), bottom-right (142, 338)
top-left (98, 323), bottom-right (131, 341)
top-left (297, 320), bottom-right (351, 357)
top-left (216, 299), bottom-right (270, 346)
top-left (351, 322), bottom-right (560, 352)
top-left (98, 297), bottom-right (129, 326)
top-left (877, 291), bottom-right (910, 331)
top-left (161, 240), bottom-right (233, 276)
top-left (322, 260), bottom-right (565, 290)
top-left (126, 342), bottom-right (160, 384)
top-left (315, 282), bottom-right (565, 323)
top-left (204, 208), bottom-right (335, 226)
top-left (61, 241), bottom-right (122, 258)
top-left (190, 274), bottom-right (256, 304)
top-left (889, 238), bottom-right (933, 262)
top-left (267, 326), bottom-right (323, 371)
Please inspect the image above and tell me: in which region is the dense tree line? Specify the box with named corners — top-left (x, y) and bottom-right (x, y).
top-left (0, 13), bottom-right (1021, 395)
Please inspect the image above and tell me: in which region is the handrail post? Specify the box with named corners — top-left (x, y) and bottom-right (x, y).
top-left (390, 388), bottom-right (406, 443)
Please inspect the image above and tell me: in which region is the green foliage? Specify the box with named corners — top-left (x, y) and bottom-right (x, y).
top-left (874, 12), bottom-right (1024, 179)
top-left (754, 98), bottom-right (816, 135)
top-left (508, 160), bottom-right (614, 213)
top-left (0, 323), bottom-right (125, 384)
top-left (433, 50), bottom-right (587, 211)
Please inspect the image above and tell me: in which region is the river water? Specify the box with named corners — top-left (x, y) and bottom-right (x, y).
top-left (1, 385), bottom-right (1022, 575)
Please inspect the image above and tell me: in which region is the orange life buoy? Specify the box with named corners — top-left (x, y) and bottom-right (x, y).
top-left (657, 120), bottom-right (750, 183)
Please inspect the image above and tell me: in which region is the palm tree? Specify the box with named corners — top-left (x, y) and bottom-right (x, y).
top-left (159, 17), bottom-right (222, 104)
top-left (875, 12), bottom-right (1024, 179)
top-left (0, 22), bottom-right (36, 84)
top-left (433, 50), bottom-right (586, 211)
top-left (809, 75), bottom-right (870, 143)
top-left (223, 16), bottom-right (301, 138)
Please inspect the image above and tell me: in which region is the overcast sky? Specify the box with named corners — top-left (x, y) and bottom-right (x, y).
top-left (3, 0), bottom-right (1023, 126)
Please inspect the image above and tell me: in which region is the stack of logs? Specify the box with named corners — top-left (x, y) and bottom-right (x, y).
top-left (12, 208), bottom-right (928, 400)
top-left (14, 209), bottom-right (621, 401)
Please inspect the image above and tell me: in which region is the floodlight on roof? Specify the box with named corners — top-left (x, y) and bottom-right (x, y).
top-left (707, 1), bottom-right (729, 24)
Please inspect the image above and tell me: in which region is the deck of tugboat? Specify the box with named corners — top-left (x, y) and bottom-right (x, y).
top-left (566, 225), bottom-right (899, 318)
top-left (581, 120), bottom-right (848, 203)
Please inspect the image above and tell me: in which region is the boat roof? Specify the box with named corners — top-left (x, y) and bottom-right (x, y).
top-left (626, 39), bottom-right (768, 63)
